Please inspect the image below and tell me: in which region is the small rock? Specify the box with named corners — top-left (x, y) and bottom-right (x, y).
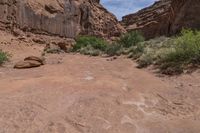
top-left (32, 38), bottom-right (46, 44)
top-left (18, 36), bottom-right (26, 41)
top-left (113, 56), bottom-right (117, 60)
top-left (106, 56), bottom-right (117, 61)
top-left (44, 43), bottom-right (63, 54)
top-left (12, 28), bottom-right (23, 37)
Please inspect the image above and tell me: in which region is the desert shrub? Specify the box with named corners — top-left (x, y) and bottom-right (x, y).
top-left (158, 29), bottom-right (200, 74)
top-left (72, 32), bottom-right (145, 57)
top-left (135, 37), bottom-right (173, 68)
top-left (138, 53), bottom-right (154, 68)
top-left (118, 31), bottom-right (145, 48)
top-left (104, 31), bottom-right (145, 56)
top-left (73, 36), bottom-right (108, 52)
top-left (125, 42), bottom-right (146, 59)
top-left (79, 45), bottom-right (101, 56)
top-left (130, 30), bottom-right (200, 74)
top-left (0, 50), bottom-right (9, 65)
top-left (105, 43), bottom-right (122, 56)
top-left (159, 61), bottom-right (184, 75)
top-left (73, 30), bottom-right (200, 75)
top-left (45, 47), bottom-right (64, 54)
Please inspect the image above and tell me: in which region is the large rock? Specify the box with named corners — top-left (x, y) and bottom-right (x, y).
top-left (0, 0), bottom-right (125, 39)
top-left (24, 56), bottom-right (45, 65)
top-left (14, 56), bottom-right (45, 69)
top-left (14, 60), bottom-right (42, 69)
top-left (121, 0), bottom-right (200, 39)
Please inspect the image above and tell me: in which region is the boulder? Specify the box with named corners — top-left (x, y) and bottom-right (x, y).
top-left (24, 56), bottom-right (45, 65)
top-left (14, 56), bottom-right (45, 69)
top-left (14, 60), bottom-right (42, 69)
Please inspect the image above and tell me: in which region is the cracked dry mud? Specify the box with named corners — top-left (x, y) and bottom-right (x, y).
top-left (0, 32), bottom-right (200, 133)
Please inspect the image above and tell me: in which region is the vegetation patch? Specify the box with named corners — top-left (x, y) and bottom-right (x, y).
top-left (72, 29), bottom-right (200, 75)
top-left (72, 36), bottom-right (108, 55)
top-left (158, 29), bottom-right (200, 74)
top-left (79, 45), bottom-right (102, 56)
top-left (118, 31), bottom-right (145, 48)
top-left (136, 37), bottom-right (174, 68)
top-left (131, 29), bottom-right (200, 75)
top-left (72, 31), bottom-right (145, 57)
top-left (105, 43), bottom-right (122, 56)
top-left (0, 50), bottom-right (9, 65)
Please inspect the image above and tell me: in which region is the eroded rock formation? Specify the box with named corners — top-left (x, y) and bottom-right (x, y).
top-left (121, 0), bottom-right (172, 39)
top-left (170, 0), bottom-right (200, 35)
top-left (0, 0), bottom-right (125, 39)
top-left (121, 0), bottom-right (200, 39)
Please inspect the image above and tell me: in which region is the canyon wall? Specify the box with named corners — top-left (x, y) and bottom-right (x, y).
top-left (121, 0), bottom-right (200, 39)
top-left (0, 0), bottom-right (125, 39)
top-left (170, 0), bottom-right (200, 34)
top-left (2, 0), bottom-right (199, 40)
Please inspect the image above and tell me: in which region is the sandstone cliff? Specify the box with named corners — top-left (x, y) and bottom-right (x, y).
top-left (121, 0), bottom-right (200, 39)
top-left (170, 0), bottom-right (200, 34)
top-left (0, 0), bottom-right (125, 39)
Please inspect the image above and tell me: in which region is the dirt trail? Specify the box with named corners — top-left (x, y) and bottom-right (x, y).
top-left (0, 31), bottom-right (200, 133)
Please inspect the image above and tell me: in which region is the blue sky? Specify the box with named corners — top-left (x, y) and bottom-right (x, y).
top-left (101, 0), bottom-right (156, 20)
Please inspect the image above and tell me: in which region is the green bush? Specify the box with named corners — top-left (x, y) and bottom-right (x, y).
top-left (72, 30), bottom-right (200, 75)
top-left (73, 36), bottom-right (108, 52)
top-left (71, 32), bottom-right (145, 57)
top-left (125, 42), bottom-right (146, 59)
top-left (158, 29), bottom-right (200, 74)
top-left (79, 45), bottom-right (101, 56)
top-left (130, 37), bottom-right (173, 68)
top-left (0, 50), bottom-right (9, 65)
top-left (105, 43), bottom-right (122, 56)
top-left (104, 31), bottom-right (145, 56)
top-left (138, 53), bottom-right (154, 68)
top-left (118, 31), bottom-right (145, 48)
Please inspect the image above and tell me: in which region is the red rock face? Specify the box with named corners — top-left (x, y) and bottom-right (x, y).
top-left (121, 0), bottom-right (200, 39)
top-left (121, 0), bottom-right (172, 39)
top-left (170, 0), bottom-right (200, 34)
top-left (0, 0), bottom-right (125, 39)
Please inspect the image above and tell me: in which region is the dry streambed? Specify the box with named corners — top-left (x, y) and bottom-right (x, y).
top-left (0, 33), bottom-right (200, 132)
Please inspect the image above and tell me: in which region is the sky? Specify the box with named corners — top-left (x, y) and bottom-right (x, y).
top-left (101, 0), bottom-right (157, 20)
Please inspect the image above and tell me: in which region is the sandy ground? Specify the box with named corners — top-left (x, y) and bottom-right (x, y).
top-left (0, 31), bottom-right (200, 133)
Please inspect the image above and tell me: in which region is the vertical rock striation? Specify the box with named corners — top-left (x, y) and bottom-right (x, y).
top-left (0, 0), bottom-right (125, 39)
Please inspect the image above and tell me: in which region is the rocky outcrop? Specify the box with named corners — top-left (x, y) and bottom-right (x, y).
top-left (0, 0), bottom-right (125, 39)
top-left (121, 0), bottom-right (200, 39)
